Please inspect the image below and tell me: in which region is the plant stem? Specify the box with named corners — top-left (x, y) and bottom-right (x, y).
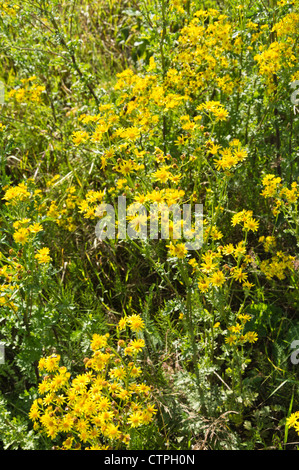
top-left (179, 260), bottom-right (207, 414)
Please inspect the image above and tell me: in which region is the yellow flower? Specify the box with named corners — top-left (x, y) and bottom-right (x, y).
top-left (118, 126), bottom-right (140, 141)
top-left (198, 278), bottom-right (210, 292)
top-left (38, 357), bottom-right (47, 371)
top-left (72, 130), bottom-right (89, 146)
top-left (242, 280), bottom-right (254, 289)
top-left (238, 314), bottom-right (252, 324)
top-left (44, 355), bottom-right (61, 372)
top-left (286, 412), bottom-right (299, 429)
top-left (210, 270), bottom-right (226, 287)
top-left (28, 222), bottom-right (42, 234)
top-left (104, 423), bottom-right (121, 440)
top-left (35, 247), bottom-right (51, 264)
top-left (127, 314), bottom-right (145, 333)
top-left (118, 318), bottom-right (127, 331)
top-left (126, 338), bottom-right (145, 355)
top-left (200, 259), bottom-right (218, 274)
top-left (90, 333), bottom-right (109, 351)
top-left (222, 243), bottom-right (234, 256)
top-left (244, 217), bottom-right (259, 232)
top-left (38, 380), bottom-right (49, 395)
top-left (244, 331), bottom-right (258, 343)
top-left (13, 227), bottom-right (30, 245)
top-left (225, 335), bottom-right (237, 346)
top-left (29, 401), bottom-right (40, 421)
top-left (127, 411), bottom-right (143, 428)
top-left (60, 415), bottom-right (74, 432)
top-left (62, 437), bottom-right (74, 450)
top-left (228, 323), bottom-right (242, 333)
top-left (168, 242), bottom-right (188, 259)
top-left (152, 166), bottom-right (172, 184)
top-left (234, 241), bottom-right (246, 257)
top-left (109, 366), bottom-right (126, 380)
top-left (213, 107), bottom-right (229, 121)
top-left (231, 267), bottom-right (248, 283)
top-left (30, 274), bottom-right (160, 448)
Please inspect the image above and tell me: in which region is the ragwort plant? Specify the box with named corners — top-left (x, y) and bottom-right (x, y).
top-left (67, 0), bottom-right (298, 444)
top-left (29, 315), bottom-right (158, 450)
top-left (0, 0), bottom-right (298, 450)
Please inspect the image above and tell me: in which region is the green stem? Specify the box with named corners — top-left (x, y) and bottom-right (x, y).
top-left (179, 260), bottom-right (207, 413)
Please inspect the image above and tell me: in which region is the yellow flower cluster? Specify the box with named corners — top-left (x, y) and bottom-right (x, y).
top-left (0, 179), bottom-right (55, 317)
top-left (254, 40), bottom-right (296, 92)
top-left (78, 189), bottom-right (105, 220)
top-left (0, 251), bottom-right (23, 313)
top-left (72, 130), bottom-right (89, 146)
top-left (213, 144), bottom-right (248, 172)
top-left (175, 10), bottom-right (234, 95)
top-left (9, 77), bottom-right (45, 103)
top-left (11, 218), bottom-right (43, 246)
top-left (261, 174), bottom-right (283, 198)
top-left (29, 315), bottom-right (157, 450)
top-left (261, 174), bottom-right (298, 216)
top-left (259, 252), bottom-right (295, 281)
top-left (168, 241), bottom-right (188, 259)
top-left (42, 185), bottom-right (82, 232)
top-left (192, 236), bottom-right (254, 293)
top-left (197, 101), bottom-right (229, 123)
top-left (0, 1), bottom-right (19, 16)
top-left (231, 210), bottom-right (259, 233)
top-left (272, 12), bottom-right (299, 38)
top-left (259, 235), bottom-right (276, 253)
top-left (169, 0), bottom-right (187, 14)
top-left (2, 182), bottom-right (32, 206)
top-left (225, 313), bottom-right (258, 347)
top-left (35, 247), bottom-right (51, 265)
